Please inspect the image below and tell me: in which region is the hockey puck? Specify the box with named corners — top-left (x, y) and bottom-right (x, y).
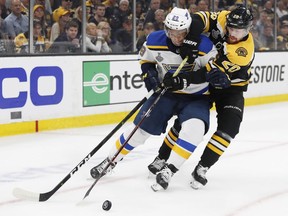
top-left (102, 200), bottom-right (112, 211)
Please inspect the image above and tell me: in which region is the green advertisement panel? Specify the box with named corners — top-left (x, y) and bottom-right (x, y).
top-left (83, 61), bottom-right (110, 106)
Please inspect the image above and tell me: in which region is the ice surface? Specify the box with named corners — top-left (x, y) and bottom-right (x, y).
top-left (1, 102), bottom-right (288, 216)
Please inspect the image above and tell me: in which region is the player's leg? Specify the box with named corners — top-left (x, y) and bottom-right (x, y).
top-left (148, 118), bottom-right (181, 174)
top-left (155, 118), bottom-right (206, 189)
top-left (155, 97), bottom-right (210, 190)
top-left (91, 94), bottom-right (175, 179)
top-left (191, 92), bottom-right (244, 189)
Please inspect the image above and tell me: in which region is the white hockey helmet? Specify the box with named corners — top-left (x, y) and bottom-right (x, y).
top-left (164, 7), bottom-right (192, 33)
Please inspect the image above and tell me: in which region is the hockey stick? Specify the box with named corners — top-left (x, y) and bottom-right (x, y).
top-left (12, 90), bottom-right (155, 202)
top-left (83, 56), bottom-right (188, 199)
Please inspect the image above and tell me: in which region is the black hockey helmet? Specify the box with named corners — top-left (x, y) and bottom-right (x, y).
top-left (227, 6), bottom-right (253, 29)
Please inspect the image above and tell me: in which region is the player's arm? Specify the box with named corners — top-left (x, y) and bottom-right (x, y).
top-left (162, 65), bottom-right (231, 91)
top-left (139, 43), bottom-right (160, 92)
top-left (206, 42), bottom-right (254, 90)
top-left (179, 14), bottom-right (205, 64)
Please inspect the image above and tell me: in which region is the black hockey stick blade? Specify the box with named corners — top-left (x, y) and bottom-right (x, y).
top-left (12, 90), bottom-right (154, 202)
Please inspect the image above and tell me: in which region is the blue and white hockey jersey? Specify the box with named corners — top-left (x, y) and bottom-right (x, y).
top-left (139, 30), bottom-right (217, 95)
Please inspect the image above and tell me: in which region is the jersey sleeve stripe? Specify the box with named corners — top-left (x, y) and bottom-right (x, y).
top-left (146, 45), bottom-right (169, 51)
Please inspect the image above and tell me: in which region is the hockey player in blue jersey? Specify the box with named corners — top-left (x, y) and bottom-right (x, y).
top-left (89, 7), bottom-right (230, 185)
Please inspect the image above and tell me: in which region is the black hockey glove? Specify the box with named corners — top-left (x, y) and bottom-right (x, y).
top-left (206, 68), bottom-right (231, 89)
top-left (142, 68), bottom-right (160, 92)
top-left (162, 72), bottom-right (190, 91)
top-left (179, 35), bottom-right (199, 64)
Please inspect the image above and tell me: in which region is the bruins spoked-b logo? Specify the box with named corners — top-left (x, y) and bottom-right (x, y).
top-left (235, 47), bottom-right (248, 57)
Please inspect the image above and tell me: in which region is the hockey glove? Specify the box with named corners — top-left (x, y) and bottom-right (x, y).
top-left (206, 68), bottom-right (231, 89)
top-left (142, 69), bottom-right (160, 92)
top-left (162, 72), bottom-right (190, 91)
top-left (179, 35), bottom-right (199, 64)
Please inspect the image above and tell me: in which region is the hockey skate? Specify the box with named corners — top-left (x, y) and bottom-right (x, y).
top-left (190, 163), bottom-right (208, 189)
top-left (90, 157), bottom-right (117, 179)
top-left (151, 164), bottom-right (177, 191)
top-left (148, 156), bottom-right (166, 175)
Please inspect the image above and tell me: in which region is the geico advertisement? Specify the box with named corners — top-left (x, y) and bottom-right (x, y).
top-left (247, 52), bottom-right (288, 97)
top-left (0, 66), bottom-right (63, 109)
top-left (83, 60), bottom-right (146, 107)
top-left (0, 63), bottom-right (74, 123)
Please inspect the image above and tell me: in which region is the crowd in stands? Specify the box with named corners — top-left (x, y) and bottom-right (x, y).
top-left (0, 0), bottom-right (288, 55)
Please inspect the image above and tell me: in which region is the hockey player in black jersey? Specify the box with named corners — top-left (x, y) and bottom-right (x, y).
top-left (150, 5), bottom-right (255, 190)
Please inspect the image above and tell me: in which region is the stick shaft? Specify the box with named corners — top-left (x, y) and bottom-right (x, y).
top-left (14, 90), bottom-right (154, 202)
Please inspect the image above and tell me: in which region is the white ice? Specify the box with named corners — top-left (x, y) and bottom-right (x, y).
top-left (0, 102), bottom-right (288, 216)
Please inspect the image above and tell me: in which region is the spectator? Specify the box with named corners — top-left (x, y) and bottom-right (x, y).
top-left (259, 22), bottom-right (274, 50)
top-left (34, 0), bottom-right (53, 27)
top-left (136, 20), bottom-right (144, 39)
top-left (280, 14), bottom-right (288, 24)
top-left (277, 19), bottom-right (288, 50)
top-left (153, 9), bottom-right (165, 30)
top-left (0, 0), bottom-right (10, 19)
top-left (60, 0), bottom-right (73, 11)
top-left (48, 20), bottom-right (80, 53)
top-left (97, 20), bottom-right (112, 48)
top-left (3, 0), bottom-right (28, 39)
top-left (136, 22), bottom-right (155, 51)
top-left (178, 0), bottom-right (188, 9)
top-left (137, 0), bottom-right (149, 12)
top-left (14, 19), bottom-right (46, 53)
top-left (33, 0), bottom-right (52, 12)
top-left (263, 0), bottom-right (274, 21)
top-left (197, 0), bottom-right (208, 11)
top-left (0, 4), bottom-right (4, 34)
top-left (144, 0), bottom-right (161, 25)
top-left (212, 0), bottom-right (222, 11)
top-left (103, 0), bottom-right (118, 20)
top-left (71, 5), bottom-right (85, 38)
top-left (50, 7), bottom-right (70, 42)
top-left (251, 26), bottom-right (266, 51)
top-left (88, 3), bottom-right (107, 26)
top-left (109, 0), bottom-right (131, 40)
top-left (0, 5), bottom-right (10, 54)
top-left (113, 15), bottom-right (132, 52)
top-left (136, 2), bottom-right (145, 21)
top-left (52, 0), bottom-right (73, 21)
top-left (20, 0), bottom-right (28, 16)
top-left (255, 10), bottom-right (269, 35)
top-left (188, 3), bottom-right (198, 14)
top-left (84, 22), bottom-right (111, 53)
top-left (86, 0), bottom-right (102, 17)
top-left (160, 0), bottom-right (173, 11)
top-left (276, 0), bottom-right (288, 18)
top-left (71, 0), bottom-right (81, 9)
top-left (33, 4), bottom-right (50, 38)
top-left (187, 0), bottom-right (197, 6)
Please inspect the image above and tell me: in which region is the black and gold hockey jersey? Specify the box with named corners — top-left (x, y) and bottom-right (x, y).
top-left (193, 10), bottom-right (255, 91)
